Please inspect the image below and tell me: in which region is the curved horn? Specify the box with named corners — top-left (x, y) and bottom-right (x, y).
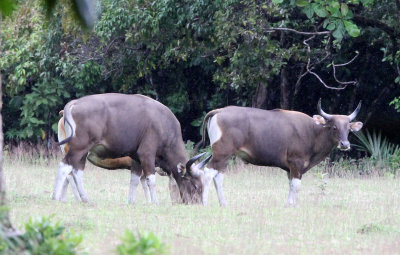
top-left (185, 152), bottom-right (206, 173)
top-left (196, 155), bottom-right (212, 170)
top-left (317, 98), bottom-right (333, 120)
top-left (348, 101), bottom-right (362, 121)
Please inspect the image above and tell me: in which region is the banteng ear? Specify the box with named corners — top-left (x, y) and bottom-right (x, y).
top-left (313, 115), bottom-right (326, 125)
top-left (350, 122), bottom-right (363, 132)
top-left (177, 163), bottom-right (186, 176)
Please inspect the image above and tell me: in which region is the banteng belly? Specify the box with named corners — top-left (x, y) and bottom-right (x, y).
top-left (88, 144), bottom-right (135, 170)
top-left (236, 147), bottom-right (286, 168)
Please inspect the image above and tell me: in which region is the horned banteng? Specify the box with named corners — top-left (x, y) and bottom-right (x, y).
top-left (53, 93), bottom-right (211, 204)
top-left (196, 100), bottom-right (363, 206)
top-left (57, 110), bottom-right (181, 204)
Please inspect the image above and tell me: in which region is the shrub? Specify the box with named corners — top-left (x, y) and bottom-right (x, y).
top-left (0, 216), bottom-right (82, 255)
top-left (116, 230), bottom-right (168, 255)
top-left (353, 129), bottom-right (400, 174)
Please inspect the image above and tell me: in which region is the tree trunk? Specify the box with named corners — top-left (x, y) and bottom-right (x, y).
top-left (0, 72), bottom-right (11, 229)
top-left (279, 31), bottom-right (289, 109)
top-left (280, 67), bottom-right (289, 109)
top-left (0, 15), bottom-right (18, 236)
top-left (252, 83), bottom-right (268, 109)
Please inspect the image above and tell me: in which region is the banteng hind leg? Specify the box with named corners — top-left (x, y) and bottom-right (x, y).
top-left (70, 151), bottom-right (90, 203)
top-left (137, 142), bottom-right (158, 204)
top-left (205, 141), bottom-right (237, 207)
top-left (53, 148), bottom-right (89, 202)
top-left (127, 160), bottom-right (144, 205)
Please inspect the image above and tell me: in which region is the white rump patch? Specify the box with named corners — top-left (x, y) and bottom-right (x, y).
top-left (57, 118), bottom-right (67, 154)
top-left (207, 115), bottom-right (222, 146)
top-left (64, 105), bottom-right (76, 138)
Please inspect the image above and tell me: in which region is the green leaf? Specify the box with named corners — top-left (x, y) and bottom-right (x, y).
top-left (0, 0), bottom-right (16, 16)
top-left (344, 20), bottom-right (360, 37)
top-left (332, 20), bottom-right (345, 39)
top-left (295, 0), bottom-right (308, 7)
top-left (272, 0), bottom-right (284, 4)
top-left (341, 3), bottom-right (349, 17)
top-left (313, 4), bottom-right (328, 17)
top-left (323, 19), bottom-right (330, 28)
top-left (326, 22), bottom-right (336, 31)
top-left (303, 5), bottom-right (314, 19)
top-left (330, 1), bottom-right (340, 9)
top-left (333, 28), bottom-right (343, 39)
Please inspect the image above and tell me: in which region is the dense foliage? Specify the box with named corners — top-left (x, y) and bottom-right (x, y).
top-left (0, 216), bottom-right (82, 254)
top-left (1, 0), bottom-right (399, 143)
top-left (116, 230), bottom-right (168, 255)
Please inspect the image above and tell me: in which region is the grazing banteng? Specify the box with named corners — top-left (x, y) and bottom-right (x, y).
top-left (196, 100), bottom-right (363, 206)
top-left (57, 111), bottom-right (181, 204)
top-left (53, 93), bottom-right (210, 204)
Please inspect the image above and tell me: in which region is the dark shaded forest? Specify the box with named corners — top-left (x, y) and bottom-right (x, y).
top-left (1, 0), bottom-right (399, 144)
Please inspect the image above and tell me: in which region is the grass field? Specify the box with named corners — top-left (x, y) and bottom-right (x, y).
top-left (4, 157), bottom-right (400, 255)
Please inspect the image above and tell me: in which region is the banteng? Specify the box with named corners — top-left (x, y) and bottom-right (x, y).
top-left (196, 100), bottom-right (363, 206)
top-left (53, 93), bottom-right (211, 204)
top-left (57, 110), bottom-right (181, 204)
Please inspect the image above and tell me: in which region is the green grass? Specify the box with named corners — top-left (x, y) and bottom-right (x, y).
top-left (4, 158), bottom-right (400, 254)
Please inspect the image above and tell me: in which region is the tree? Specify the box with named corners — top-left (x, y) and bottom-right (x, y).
top-left (0, 0), bottom-right (96, 238)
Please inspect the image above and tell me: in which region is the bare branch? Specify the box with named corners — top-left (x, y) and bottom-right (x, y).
top-left (301, 35), bottom-right (356, 90)
top-left (294, 64), bottom-right (307, 96)
top-left (266, 27), bottom-right (331, 36)
top-left (307, 65), bottom-right (348, 90)
top-left (332, 53), bottom-right (359, 86)
top-left (333, 52), bottom-right (359, 67)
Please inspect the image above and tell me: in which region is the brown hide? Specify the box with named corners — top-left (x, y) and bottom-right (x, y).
top-left (202, 105), bottom-right (362, 179)
top-left (60, 93), bottom-right (202, 203)
top-left (59, 111), bottom-right (133, 169)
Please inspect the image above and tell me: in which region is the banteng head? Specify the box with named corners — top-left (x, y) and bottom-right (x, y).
top-left (176, 152), bottom-right (212, 204)
top-left (313, 99), bottom-right (363, 151)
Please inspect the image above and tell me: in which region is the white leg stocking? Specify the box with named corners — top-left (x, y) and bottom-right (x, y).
top-left (287, 178), bottom-right (301, 206)
top-left (213, 172), bottom-right (227, 207)
top-left (202, 167), bottom-right (218, 206)
top-left (52, 162), bottom-right (73, 201)
top-left (140, 175), bottom-right (151, 203)
top-left (67, 174), bottom-right (82, 202)
top-left (128, 172), bottom-right (141, 204)
top-left (72, 169), bottom-right (89, 203)
top-left (146, 174), bottom-right (158, 204)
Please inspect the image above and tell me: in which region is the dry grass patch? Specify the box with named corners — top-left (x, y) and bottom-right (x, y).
top-left (4, 158), bottom-right (400, 254)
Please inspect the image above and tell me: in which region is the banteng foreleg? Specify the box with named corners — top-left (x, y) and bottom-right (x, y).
top-left (137, 142), bottom-right (158, 204)
top-left (140, 175), bottom-right (152, 203)
top-left (213, 172), bottom-right (227, 207)
top-left (286, 159), bottom-right (304, 206)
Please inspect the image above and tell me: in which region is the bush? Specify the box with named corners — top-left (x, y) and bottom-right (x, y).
top-left (353, 129), bottom-right (400, 175)
top-left (0, 216), bottom-right (82, 255)
top-left (116, 230), bottom-right (168, 255)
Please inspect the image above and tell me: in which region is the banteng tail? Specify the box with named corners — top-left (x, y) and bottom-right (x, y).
top-left (57, 108), bottom-right (74, 146)
top-left (194, 109), bottom-right (220, 153)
